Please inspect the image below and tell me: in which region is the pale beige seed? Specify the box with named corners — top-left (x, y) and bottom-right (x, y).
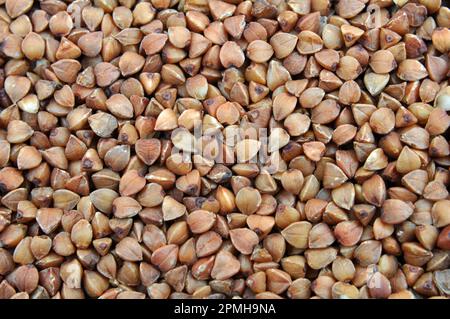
top-left (336, 56), bottom-right (362, 81)
top-left (297, 31), bottom-right (323, 54)
top-left (273, 92), bottom-right (297, 121)
top-left (116, 237), bottom-right (143, 262)
top-left (305, 248), bottom-right (338, 270)
top-left (397, 59), bottom-right (428, 81)
top-left (247, 40), bottom-right (274, 63)
top-left (229, 228), bottom-right (259, 255)
top-left (270, 32), bottom-right (298, 59)
top-left (381, 199), bottom-right (414, 224)
top-left (162, 196), bottom-right (187, 221)
top-left (21, 32), bottom-right (45, 60)
top-left (284, 113), bottom-right (311, 136)
top-left (235, 187), bottom-right (262, 215)
top-left (235, 139), bottom-right (261, 163)
top-left (281, 221), bottom-right (312, 249)
top-left (4, 76), bottom-right (31, 103)
top-left (370, 50), bottom-right (397, 74)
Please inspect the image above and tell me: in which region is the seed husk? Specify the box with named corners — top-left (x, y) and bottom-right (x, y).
top-left (162, 196), bottom-right (187, 221)
top-left (70, 219), bottom-right (92, 249)
top-left (6, 0), bottom-right (34, 19)
top-left (305, 248), bottom-right (338, 270)
top-left (367, 271), bottom-right (392, 299)
top-left (247, 40), bottom-right (274, 63)
top-left (332, 257), bottom-right (355, 282)
top-left (88, 112), bottom-right (118, 138)
top-left (7, 120), bottom-right (34, 144)
top-left (268, 128), bottom-right (290, 153)
top-left (220, 41), bottom-right (245, 68)
top-left (235, 187), bottom-right (262, 215)
top-left (303, 141), bottom-right (326, 162)
top-left (396, 146), bottom-right (422, 174)
top-left (362, 175), bottom-right (386, 207)
top-left (370, 50), bottom-right (397, 74)
top-left (334, 221), bottom-right (363, 247)
top-left (437, 226), bottom-right (450, 250)
top-left (397, 59), bottom-right (429, 81)
top-left (381, 199), bottom-right (414, 224)
top-left (89, 189), bottom-right (118, 215)
top-left (323, 163), bottom-right (348, 189)
top-left (363, 148), bottom-right (389, 171)
top-left (36, 208), bottom-right (63, 235)
top-left (308, 223), bottom-right (335, 249)
top-left (9, 264), bottom-right (39, 293)
top-left (281, 221), bottom-right (312, 249)
top-left (115, 237), bottom-right (143, 262)
top-left (431, 200), bottom-right (450, 228)
top-left (336, 56), bottom-right (362, 81)
top-left (186, 210), bottom-right (216, 235)
top-left (269, 33), bottom-right (297, 60)
top-left (53, 232), bottom-right (75, 257)
top-left (354, 240), bottom-right (382, 267)
top-left (83, 270), bottom-right (109, 298)
top-left (272, 92), bottom-right (297, 121)
top-left (235, 139), bottom-right (261, 163)
top-left (135, 138), bottom-right (161, 166)
top-left (30, 236), bottom-right (52, 260)
top-left (230, 228), bottom-right (259, 255)
top-left (13, 237), bottom-right (34, 265)
top-left (402, 242), bottom-right (433, 267)
top-left (211, 250), bottom-right (240, 280)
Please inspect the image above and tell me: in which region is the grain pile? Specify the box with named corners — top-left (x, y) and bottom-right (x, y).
top-left (0, 0), bottom-right (449, 299)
